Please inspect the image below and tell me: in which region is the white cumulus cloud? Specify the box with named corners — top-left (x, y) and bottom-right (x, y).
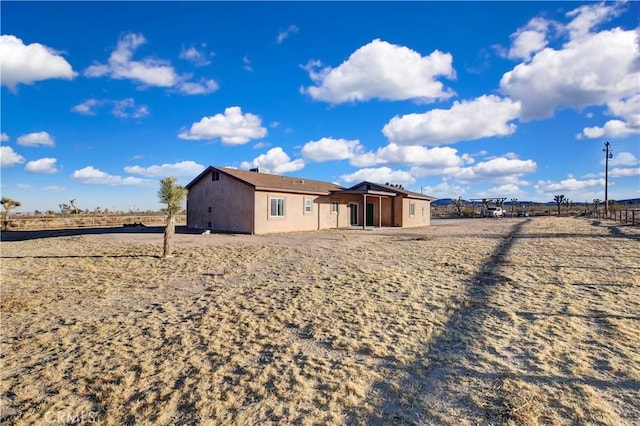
top-left (17, 131), bottom-right (55, 147)
top-left (70, 166), bottom-right (153, 186)
top-left (1, 133), bottom-right (9, 142)
top-left (608, 167), bottom-right (640, 178)
top-left (500, 13), bottom-right (638, 120)
top-left (0, 146), bottom-right (25, 168)
top-left (606, 152), bottom-right (639, 167)
top-left (579, 94), bottom-right (640, 139)
top-left (179, 106), bottom-right (267, 145)
top-left (351, 144), bottom-right (470, 171)
top-left (506, 17), bottom-right (553, 61)
top-left (534, 177), bottom-right (605, 193)
top-left (85, 33), bottom-right (218, 95)
top-left (303, 39), bottom-right (455, 104)
top-left (85, 33), bottom-right (177, 86)
top-left (453, 156), bottom-right (537, 184)
top-left (340, 167), bottom-right (415, 186)
top-left (0, 35), bottom-right (77, 90)
top-left (25, 157), bottom-right (57, 174)
top-left (240, 147), bottom-right (304, 174)
top-left (419, 181), bottom-right (469, 199)
top-left (301, 137), bottom-right (363, 162)
top-left (383, 95), bottom-right (521, 146)
top-left (565, 2), bottom-right (623, 40)
top-left (124, 160), bottom-right (205, 178)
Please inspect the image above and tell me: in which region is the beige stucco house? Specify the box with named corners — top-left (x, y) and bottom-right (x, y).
top-left (185, 166), bottom-right (436, 234)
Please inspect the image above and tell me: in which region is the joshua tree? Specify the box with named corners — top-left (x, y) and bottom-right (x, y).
top-left (452, 197), bottom-right (464, 216)
top-left (553, 195), bottom-right (565, 216)
top-left (69, 199), bottom-right (80, 214)
top-left (1, 197), bottom-right (21, 231)
top-left (592, 198), bottom-right (600, 213)
top-left (158, 176), bottom-right (187, 258)
top-left (59, 203), bottom-right (71, 214)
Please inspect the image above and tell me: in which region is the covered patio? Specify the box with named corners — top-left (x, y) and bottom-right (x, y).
top-left (335, 186), bottom-right (398, 229)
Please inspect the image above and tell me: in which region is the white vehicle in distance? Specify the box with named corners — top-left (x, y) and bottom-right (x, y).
top-left (483, 207), bottom-right (504, 217)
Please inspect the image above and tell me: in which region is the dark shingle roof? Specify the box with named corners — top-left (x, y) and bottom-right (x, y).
top-left (187, 166), bottom-right (343, 194)
top-left (346, 181), bottom-right (436, 200)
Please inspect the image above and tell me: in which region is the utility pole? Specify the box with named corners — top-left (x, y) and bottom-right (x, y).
top-left (603, 141), bottom-right (612, 217)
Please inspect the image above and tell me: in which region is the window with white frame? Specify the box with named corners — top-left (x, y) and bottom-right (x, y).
top-left (331, 201), bottom-right (339, 213)
top-left (270, 197), bottom-right (285, 217)
top-left (304, 198), bottom-right (312, 214)
top-left (410, 201), bottom-right (416, 216)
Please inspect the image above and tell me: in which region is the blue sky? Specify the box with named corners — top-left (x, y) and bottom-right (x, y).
top-left (1, 1), bottom-right (638, 213)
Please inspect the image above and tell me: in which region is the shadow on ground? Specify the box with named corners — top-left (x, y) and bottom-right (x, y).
top-left (0, 225), bottom-right (196, 242)
top-left (591, 220), bottom-right (640, 241)
top-left (345, 218), bottom-right (639, 424)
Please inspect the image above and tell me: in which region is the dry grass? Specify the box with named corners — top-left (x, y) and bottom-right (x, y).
top-left (1, 217), bottom-right (639, 425)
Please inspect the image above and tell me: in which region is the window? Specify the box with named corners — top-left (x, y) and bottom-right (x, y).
top-left (410, 202), bottom-right (416, 216)
top-left (208, 206), bottom-right (212, 213)
top-left (270, 197), bottom-right (285, 217)
top-left (331, 201), bottom-right (339, 213)
top-left (304, 199), bottom-right (312, 214)
top-left (211, 171), bottom-right (220, 181)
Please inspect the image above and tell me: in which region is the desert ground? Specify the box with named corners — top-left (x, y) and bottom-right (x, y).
top-left (1, 217), bottom-right (639, 425)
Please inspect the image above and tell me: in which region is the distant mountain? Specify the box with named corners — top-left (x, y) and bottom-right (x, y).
top-left (432, 198), bottom-right (454, 206)
top-left (616, 198), bottom-right (640, 205)
top-left (433, 198), bottom-right (639, 207)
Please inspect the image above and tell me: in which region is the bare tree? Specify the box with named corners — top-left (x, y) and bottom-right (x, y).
top-left (1, 197), bottom-right (21, 231)
top-left (158, 176), bottom-right (187, 258)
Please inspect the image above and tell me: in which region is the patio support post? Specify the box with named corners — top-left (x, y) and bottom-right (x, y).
top-left (378, 196), bottom-right (382, 228)
top-left (363, 194), bottom-right (367, 229)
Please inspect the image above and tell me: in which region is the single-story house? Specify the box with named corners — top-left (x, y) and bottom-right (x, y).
top-left (185, 166), bottom-right (436, 234)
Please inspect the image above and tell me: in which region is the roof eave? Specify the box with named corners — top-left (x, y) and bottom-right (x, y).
top-left (254, 186), bottom-right (335, 195)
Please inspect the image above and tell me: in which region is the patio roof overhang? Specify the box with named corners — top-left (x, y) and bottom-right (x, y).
top-left (333, 189), bottom-right (397, 197)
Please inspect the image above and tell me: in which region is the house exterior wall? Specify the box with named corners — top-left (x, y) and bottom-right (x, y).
top-left (187, 170), bottom-right (255, 233)
top-left (381, 197), bottom-right (393, 226)
top-left (401, 197), bottom-right (431, 228)
top-left (254, 191), bottom-right (329, 234)
top-left (393, 197), bottom-right (403, 227)
top-left (317, 197), bottom-right (350, 230)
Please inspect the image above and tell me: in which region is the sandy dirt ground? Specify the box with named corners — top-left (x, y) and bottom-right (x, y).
top-left (1, 217), bottom-right (639, 425)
